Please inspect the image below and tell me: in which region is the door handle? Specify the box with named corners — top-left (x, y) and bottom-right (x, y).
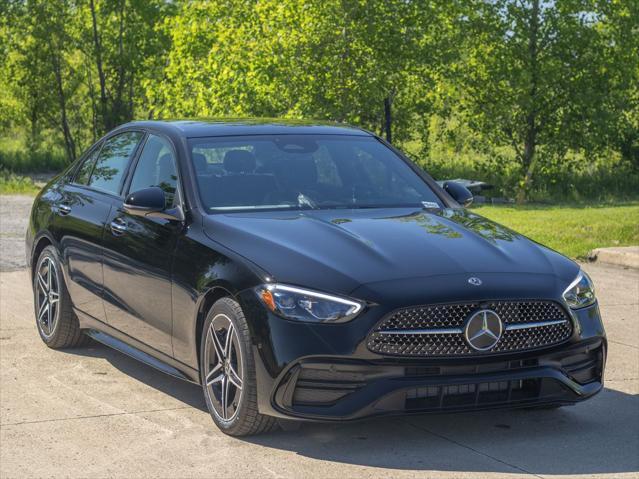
top-left (57, 203), bottom-right (72, 216)
top-left (110, 218), bottom-right (127, 236)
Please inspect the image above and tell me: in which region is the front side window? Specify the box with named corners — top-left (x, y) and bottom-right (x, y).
top-left (129, 134), bottom-right (178, 209)
top-left (74, 144), bottom-right (102, 185)
top-left (89, 131), bottom-right (143, 195)
top-left (189, 135), bottom-right (441, 212)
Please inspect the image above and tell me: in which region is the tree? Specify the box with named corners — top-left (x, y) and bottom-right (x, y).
top-left (449, 0), bottom-right (639, 202)
top-left (6, 0), bottom-right (83, 161)
top-left (80, 0), bottom-right (174, 134)
top-left (1, 0), bottom-right (636, 201)
top-left (146, 0), bottom-right (452, 144)
top-left (1, 0), bottom-right (174, 162)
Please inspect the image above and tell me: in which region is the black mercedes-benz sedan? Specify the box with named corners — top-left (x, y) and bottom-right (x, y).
top-left (26, 119), bottom-right (606, 436)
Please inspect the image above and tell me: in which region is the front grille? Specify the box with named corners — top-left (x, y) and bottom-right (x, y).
top-left (367, 300), bottom-right (573, 357)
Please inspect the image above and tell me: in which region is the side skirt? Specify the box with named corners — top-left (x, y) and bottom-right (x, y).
top-left (76, 309), bottom-right (200, 384)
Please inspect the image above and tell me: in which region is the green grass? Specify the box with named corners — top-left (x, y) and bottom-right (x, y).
top-left (0, 170), bottom-right (41, 195)
top-left (474, 203), bottom-right (639, 259)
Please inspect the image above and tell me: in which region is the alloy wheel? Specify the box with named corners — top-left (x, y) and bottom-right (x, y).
top-left (203, 314), bottom-right (244, 421)
top-left (35, 256), bottom-right (60, 338)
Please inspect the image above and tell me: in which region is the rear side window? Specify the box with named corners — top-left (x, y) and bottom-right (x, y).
top-left (128, 134), bottom-right (178, 209)
top-left (74, 144), bottom-right (102, 185)
top-left (89, 131), bottom-right (143, 195)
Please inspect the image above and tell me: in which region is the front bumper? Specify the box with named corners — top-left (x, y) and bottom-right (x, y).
top-left (238, 290), bottom-right (606, 421)
top-left (271, 340), bottom-right (604, 420)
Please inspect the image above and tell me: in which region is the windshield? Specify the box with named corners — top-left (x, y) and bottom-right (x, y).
top-left (189, 134), bottom-right (442, 212)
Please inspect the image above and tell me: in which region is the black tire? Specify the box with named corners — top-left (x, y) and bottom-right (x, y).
top-left (33, 246), bottom-right (87, 349)
top-left (200, 297), bottom-right (278, 436)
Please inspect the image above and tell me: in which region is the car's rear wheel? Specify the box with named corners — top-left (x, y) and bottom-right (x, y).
top-left (200, 297), bottom-right (278, 436)
top-left (33, 246), bottom-right (87, 348)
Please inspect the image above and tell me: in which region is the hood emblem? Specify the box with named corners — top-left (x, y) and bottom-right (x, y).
top-left (464, 310), bottom-right (503, 351)
top-left (468, 277), bottom-right (482, 286)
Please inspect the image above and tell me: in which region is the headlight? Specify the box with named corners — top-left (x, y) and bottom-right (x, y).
top-left (562, 271), bottom-right (596, 309)
top-left (255, 284), bottom-right (364, 323)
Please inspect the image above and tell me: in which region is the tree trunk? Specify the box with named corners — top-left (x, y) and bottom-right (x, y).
top-left (52, 52), bottom-right (76, 163)
top-left (27, 99), bottom-right (40, 152)
top-left (90, 0), bottom-right (109, 132)
top-left (516, 0), bottom-right (540, 204)
top-left (384, 96), bottom-right (392, 143)
top-left (128, 69), bottom-right (134, 117)
top-left (113, 0), bottom-right (126, 124)
top-left (86, 60), bottom-right (98, 142)
top-left (517, 128), bottom-right (537, 204)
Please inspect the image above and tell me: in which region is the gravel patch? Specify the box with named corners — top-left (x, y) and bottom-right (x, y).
top-left (0, 195), bottom-right (35, 271)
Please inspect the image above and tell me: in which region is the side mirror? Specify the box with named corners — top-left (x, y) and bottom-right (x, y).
top-left (124, 187), bottom-right (184, 221)
top-left (443, 181), bottom-right (473, 207)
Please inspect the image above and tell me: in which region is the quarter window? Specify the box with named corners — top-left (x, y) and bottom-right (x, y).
top-left (129, 135), bottom-right (179, 209)
top-left (89, 131), bottom-right (143, 195)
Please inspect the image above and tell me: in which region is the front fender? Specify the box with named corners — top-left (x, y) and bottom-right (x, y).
top-left (170, 222), bottom-right (269, 371)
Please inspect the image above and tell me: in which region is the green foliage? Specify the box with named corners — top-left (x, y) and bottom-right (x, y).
top-left (406, 114), bottom-right (639, 202)
top-left (1, 0), bottom-right (172, 161)
top-left (0, 0), bottom-right (637, 203)
top-left (475, 203), bottom-right (639, 259)
top-left (0, 134), bottom-right (67, 172)
top-left (0, 149), bottom-right (67, 174)
top-left (147, 0), bottom-right (445, 142)
top-left (0, 169), bottom-right (40, 195)
top-left (443, 0), bottom-right (639, 201)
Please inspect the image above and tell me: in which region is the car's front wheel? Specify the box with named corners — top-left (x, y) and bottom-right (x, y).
top-left (200, 297), bottom-right (277, 436)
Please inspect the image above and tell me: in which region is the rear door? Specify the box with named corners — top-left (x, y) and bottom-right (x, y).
top-left (53, 142), bottom-right (111, 321)
top-left (101, 133), bottom-right (182, 355)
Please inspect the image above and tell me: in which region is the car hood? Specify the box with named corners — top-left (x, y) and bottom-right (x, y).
top-left (202, 207), bottom-right (579, 296)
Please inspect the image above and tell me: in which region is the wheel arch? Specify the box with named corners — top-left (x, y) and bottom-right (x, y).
top-left (30, 233), bottom-right (56, 280)
top-left (194, 285), bottom-right (235, 372)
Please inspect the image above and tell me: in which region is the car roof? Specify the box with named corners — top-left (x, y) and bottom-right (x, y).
top-left (121, 118), bottom-right (372, 138)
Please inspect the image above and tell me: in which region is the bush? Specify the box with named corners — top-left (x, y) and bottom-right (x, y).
top-left (0, 148), bottom-right (67, 174)
top-left (0, 169), bottom-right (41, 195)
top-left (404, 139), bottom-right (639, 203)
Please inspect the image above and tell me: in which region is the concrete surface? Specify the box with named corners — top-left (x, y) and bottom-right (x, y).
top-left (0, 263), bottom-right (638, 478)
top-left (0, 195), bottom-right (33, 272)
top-left (590, 246), bottom-right (639, 270)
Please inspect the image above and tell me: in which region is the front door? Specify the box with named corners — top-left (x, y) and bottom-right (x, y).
top-left (101, 134), bottom-right (182, 355)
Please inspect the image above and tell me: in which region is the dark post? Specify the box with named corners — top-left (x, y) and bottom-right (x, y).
top-left (384, 97), bottom-right (392, 143)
